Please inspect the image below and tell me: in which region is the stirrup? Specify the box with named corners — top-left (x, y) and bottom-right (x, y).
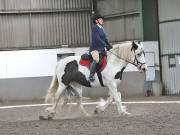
top-left (89, 75), bottom-right (95, 82)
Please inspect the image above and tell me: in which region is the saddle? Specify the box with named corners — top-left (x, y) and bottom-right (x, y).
top-left (79, 53), bottom-right (107, 86)
top-left (79, 53), bottom-right (107, 72)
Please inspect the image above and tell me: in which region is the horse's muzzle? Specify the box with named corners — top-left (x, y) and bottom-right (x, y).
top-left (138, 63), bottom-right (148, 72)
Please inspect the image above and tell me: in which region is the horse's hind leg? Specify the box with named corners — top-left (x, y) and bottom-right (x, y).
top-left (45, 83), bottom-right (67, 119)
top-left (76, 97), bottom-right (90, 117)
top-left (70, 83), bottom-right (90, 117)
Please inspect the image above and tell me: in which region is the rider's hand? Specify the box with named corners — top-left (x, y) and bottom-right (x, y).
top-left (106, 45), bottom-right (112, 51)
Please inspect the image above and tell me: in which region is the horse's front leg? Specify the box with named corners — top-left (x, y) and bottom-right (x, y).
top-left (94, 95), bottom-right (113, 114)
top-left (107, 83), bottom-right (129, 115)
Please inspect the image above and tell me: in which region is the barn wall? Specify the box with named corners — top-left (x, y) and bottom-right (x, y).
top-left (0, 73), bottom-right (145, 101)
top-left (158, 0), bottom-right (180, 95)
top-left (96, 0), bottom-right (143, 42)
top-left (0, 47), bottom-right (88, 101)
top-left (142, 0), bottom-right (159, 41)
top-left (0, 0), bottom-right (93, 49)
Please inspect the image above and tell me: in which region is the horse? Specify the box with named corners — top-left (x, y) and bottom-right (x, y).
top-left (39, 41), bottom-right (147, 120)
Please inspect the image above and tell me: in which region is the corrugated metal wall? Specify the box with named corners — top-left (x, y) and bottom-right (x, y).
top-left (0, 0), bottom-right (93, 49)
top-left (158, 0), bottom-right (180, 95)
top-left (161, 56), bottom-right (180, 95)
top-left (142, 0), bottom-right (159, 41)
top-left (97, 0), bottom-right (143, 42)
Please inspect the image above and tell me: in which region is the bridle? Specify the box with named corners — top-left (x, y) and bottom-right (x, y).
top-left (133, 50), bottom-right (146, 69)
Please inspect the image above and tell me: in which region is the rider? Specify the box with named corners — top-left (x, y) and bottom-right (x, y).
top-left (89, 14), bottom-right (112, 82)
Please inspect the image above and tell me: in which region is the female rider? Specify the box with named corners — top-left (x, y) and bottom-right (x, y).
top-left (89, 14), bottom-right (112, 81)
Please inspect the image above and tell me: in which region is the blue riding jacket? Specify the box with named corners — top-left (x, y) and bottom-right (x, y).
top-left (89, 24), bottom-right (112, 54)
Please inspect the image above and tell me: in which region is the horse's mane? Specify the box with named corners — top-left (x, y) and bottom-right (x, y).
top-left (110, 41), bottom-right (133, 61)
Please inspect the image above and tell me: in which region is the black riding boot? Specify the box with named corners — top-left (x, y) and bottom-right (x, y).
top-left (89, 60), bottom-right (97, 82)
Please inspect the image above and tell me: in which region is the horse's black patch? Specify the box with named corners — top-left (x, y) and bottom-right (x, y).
top-left (114, 67), bottom-right (126, 80)
top-left (62, 60), bottom-right (91, 87)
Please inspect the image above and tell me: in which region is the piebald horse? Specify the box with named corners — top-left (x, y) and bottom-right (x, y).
top-left (40, 41), bottom-right (147, 120)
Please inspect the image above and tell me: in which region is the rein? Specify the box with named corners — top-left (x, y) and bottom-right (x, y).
top-left (108, 50), bottom-right (138, 66)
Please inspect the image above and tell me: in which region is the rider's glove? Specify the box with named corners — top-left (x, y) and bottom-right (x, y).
top-left (106, 45), bottom-right (112, 51)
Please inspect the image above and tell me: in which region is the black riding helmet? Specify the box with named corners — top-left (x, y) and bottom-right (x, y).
top-left (93, 14), bottom-right (104, 24)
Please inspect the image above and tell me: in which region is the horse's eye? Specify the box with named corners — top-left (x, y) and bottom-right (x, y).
top-left (137, 53), bottom-right (142, 57)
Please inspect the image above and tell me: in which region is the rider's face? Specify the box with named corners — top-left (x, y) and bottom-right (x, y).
top-left (96, 18), bottom-right (104, 25)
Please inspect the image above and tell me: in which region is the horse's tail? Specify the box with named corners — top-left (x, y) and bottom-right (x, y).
top-left (45, 68), bottom-right (59, 104)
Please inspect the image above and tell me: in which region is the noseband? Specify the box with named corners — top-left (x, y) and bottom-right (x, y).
top-left (134, 50), bottom-right (146, 68)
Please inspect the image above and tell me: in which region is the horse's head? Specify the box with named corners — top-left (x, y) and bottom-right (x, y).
top-left (109, 41), bottom-right (147, 72)
top-left (131, 41), bottom-right (148, 72)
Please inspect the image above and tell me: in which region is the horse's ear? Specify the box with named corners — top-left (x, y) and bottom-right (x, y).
top-left (137, 40), bottom-right (141, 44)
top-left (131, 41), bottom-right (138, 51)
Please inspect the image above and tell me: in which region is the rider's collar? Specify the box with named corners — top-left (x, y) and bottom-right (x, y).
top-left (96, 24), bottom-right (103, 29)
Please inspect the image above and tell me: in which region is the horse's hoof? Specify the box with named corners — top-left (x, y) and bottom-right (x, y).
top-left (39, 115), bottom-right (53, 120)
top-left (47, 115), bottom-right (53, 120)
top-left (39, 115), bottom-right (47, 120)
top-left (84, 113), bottom-right (91, 117)
top-left (120, 111), bottom-right (130, 116)
top-left (94, 108), bottom-right (98, 114)
top-left (123, 112), bottom-right (131, 116)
